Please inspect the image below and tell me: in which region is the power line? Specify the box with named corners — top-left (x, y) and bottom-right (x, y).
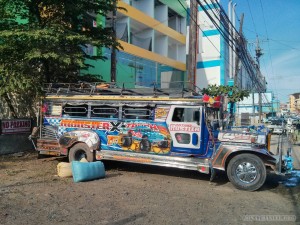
top-left (246, 0), bottom-right (258, 36)
top-left (177, 0), bottom-right (225, 58)
top-left (258, 0), bottom-right (278, 99)
top-left (197, 0), bottom-right (265, 92)
top-left (179, 0), bottom-right (267, 97)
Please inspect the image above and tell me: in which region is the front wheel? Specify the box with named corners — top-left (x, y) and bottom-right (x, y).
top-left (69, 143), bottom-right (94, 162)
top-left (227, 154), bottom-right (266, 191)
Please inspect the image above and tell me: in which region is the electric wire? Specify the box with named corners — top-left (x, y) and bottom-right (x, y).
top-left (258, 0), bottom-right (279, 100)
top-left (194, 0), bottom-right (273, 112)
top-left (196, 0), bottom-right (265, 92)
top-left (246, 0), bottom-right (258, 36)
top-left (211, 0), bottom-right (269, 94)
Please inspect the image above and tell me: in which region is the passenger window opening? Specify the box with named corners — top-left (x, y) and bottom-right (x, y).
top-left (43, 102), bottom-right (62, 117)
top-left (172, 107), bottom-right (200, 123)
top-left (172, 108), bottom-right (184, 122)
top-left (123, 106), bottom-right (153, 120)
top-left (91, 105), bottom-right (118, 118)
top-left (62, 104), bottom-right (88, 117)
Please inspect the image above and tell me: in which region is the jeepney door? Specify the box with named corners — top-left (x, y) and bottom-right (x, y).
top-left (166, 106), bottom-right (202, 151)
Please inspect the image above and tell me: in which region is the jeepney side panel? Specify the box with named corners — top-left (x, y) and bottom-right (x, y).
top-left (38, 100), bottom-right (214, 157)
top-left (165, 105), bottom-right (213, 157)
top-left (55, 104), bottom-right (173, 155)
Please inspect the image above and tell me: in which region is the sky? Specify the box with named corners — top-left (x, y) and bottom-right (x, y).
top-left (220, 0), bottom-right (300, 104)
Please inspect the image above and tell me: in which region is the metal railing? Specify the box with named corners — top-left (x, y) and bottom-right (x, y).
top-left (43, 82), bottom-right (203, 98)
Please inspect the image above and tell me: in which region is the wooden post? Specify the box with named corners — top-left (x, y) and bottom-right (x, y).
top-left (188, 0), bottom-right (198, 90)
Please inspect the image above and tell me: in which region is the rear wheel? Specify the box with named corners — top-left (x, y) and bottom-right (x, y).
top-left (227, 154), bottom-right (266, 191)
top-left (69, 143), bottom-right (94, 162)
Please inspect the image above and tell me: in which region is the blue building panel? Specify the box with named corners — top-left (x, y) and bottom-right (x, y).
top-left (202, 29), bottom-right (220, 37)
top-left (197, 60), bottom-right (220, 69)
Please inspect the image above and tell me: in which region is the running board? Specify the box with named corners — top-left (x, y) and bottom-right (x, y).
top-left (96, 150), bottom-right (211, 174)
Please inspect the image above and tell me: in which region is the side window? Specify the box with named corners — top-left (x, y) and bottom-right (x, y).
top-left (172, 107), bottom-right (200, 123)
top-left (91, 105), bottom-right (118, 118)
top-left (62, 104), bottom-right (88, 117)
top-left (123, 106), bottom-right (153, 120)
top-left (175, 133), bottom-right (190, 144)
top-left (172, 108), bottom-right (184, 122)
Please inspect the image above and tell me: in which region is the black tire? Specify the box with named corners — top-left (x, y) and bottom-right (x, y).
top-left (69, 143), bottom-right (94, 162)
top-left (140, 140), bottom-right (151, 152)
top-left (227, 153), bottom-right (266, 191)
top-left (158, 140), bottom-right (168, 148)
top-left (122, 136), bottom-right (132, 147)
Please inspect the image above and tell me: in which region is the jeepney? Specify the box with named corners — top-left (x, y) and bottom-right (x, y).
top-left (30, 83), bottom-right (293, 191)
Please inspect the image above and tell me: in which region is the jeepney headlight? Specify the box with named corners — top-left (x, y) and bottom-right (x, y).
top-left (251, 134), bottom-right (266, 145)
top-left (256, 135), bottom-right (266, 145)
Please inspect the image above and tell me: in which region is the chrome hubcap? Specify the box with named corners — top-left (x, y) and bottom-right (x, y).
top-left (236, 162), bottom-right (257, 183)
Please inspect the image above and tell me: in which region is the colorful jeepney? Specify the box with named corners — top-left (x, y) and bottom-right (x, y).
top-left (30, 83), bottom-right (293, 191)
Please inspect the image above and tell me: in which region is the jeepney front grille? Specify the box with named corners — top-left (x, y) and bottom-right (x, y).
top-left (41, 126), bottom-right (59, 140)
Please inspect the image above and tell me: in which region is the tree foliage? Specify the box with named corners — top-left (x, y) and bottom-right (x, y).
top-left (202, 84), bottom-right (250, 103)
top-left (0, 0), bottom-right (120, 117)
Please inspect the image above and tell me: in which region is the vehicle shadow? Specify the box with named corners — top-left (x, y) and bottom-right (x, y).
top-left (102, 160), bottom-right (229, 185)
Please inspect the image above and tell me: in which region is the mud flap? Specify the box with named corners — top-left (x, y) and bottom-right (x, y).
top-left (209, 162), bottom-right (216, 182)
top-left (210, 168), bottom-right (216, 182)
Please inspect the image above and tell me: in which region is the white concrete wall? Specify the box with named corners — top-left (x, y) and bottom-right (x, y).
top-left (193, 2), bottom-right (222, 88)
top-left (196, 66), bottom-right (221, 89)
top-left (132, 0), bottom-right (154, 17)
top-left (199, 35), bottom-right (221, 60)
top-left (154, 5), bottom-right (168, 25)
top-left (178, 44), bottom-right (186, 63)
top-left (168, 43), bottom-right (177, 60)
top-left (155, 34), bottom-right (168, 57)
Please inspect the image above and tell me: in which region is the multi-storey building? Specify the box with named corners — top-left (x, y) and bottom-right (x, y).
top-left (289, 93), bottom-right (300, 113)
top-left (192, 0), bottom-right (266, 93)
top-left (190, 0), bottom-right (229, 89)
top-left (83, 0), bottom-right (187, 88)
top-left (83, 0), bottom-right (267, 96)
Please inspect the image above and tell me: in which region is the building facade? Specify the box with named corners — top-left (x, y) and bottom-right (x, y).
top-left (189, 0), bottom-right (229, 89)
top-left (289, 93), bottom-right (300, 113)
top-left (83, 0), bottom-right (267, 96)
top-left (189, 0), bottom-right (266, 94)
top-left (83, 0), bottom-right (187, 88)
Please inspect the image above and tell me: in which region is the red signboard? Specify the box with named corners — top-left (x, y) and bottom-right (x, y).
top-left (1, 119), bottom-right (31, 135)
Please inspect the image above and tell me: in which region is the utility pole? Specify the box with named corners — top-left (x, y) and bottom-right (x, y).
top-left (255, 36), bottom-right (263, 123)
top-left (234, 13), bottom-right (244, 87)
top-left (228, 1), bottom-right (232, 79)
top-left (233, 13), bottom-right (244, 125)
top-left (110, 0), bottom-right (117, 83)
top-left (188, 0), bottom-right (198, 90)
top-left (252, 82), bottom-right (255, 123)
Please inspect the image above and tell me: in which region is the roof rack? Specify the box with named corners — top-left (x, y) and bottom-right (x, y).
top-left (43, 82), bottom-right (203, 98)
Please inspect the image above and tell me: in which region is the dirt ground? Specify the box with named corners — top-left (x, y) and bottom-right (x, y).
top-left (0, 136), bottom-right (299, 225)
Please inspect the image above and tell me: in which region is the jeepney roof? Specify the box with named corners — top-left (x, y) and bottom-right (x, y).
top-left (43, 82), bottom-right (205, 103)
